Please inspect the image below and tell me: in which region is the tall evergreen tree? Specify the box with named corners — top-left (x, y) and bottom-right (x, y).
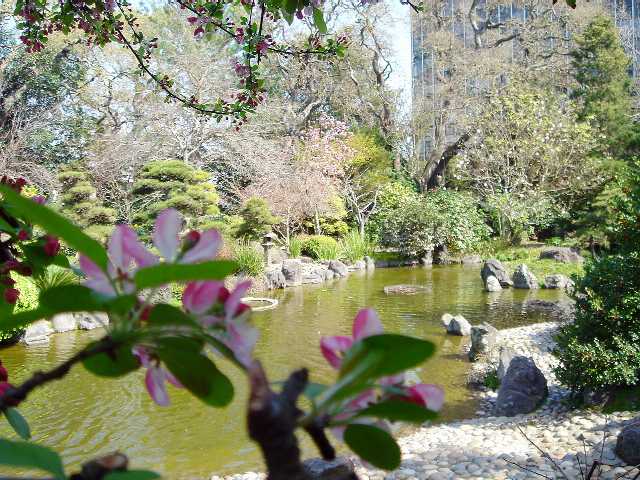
top-left (132, 160), bottom-right (220, 237)
top-left (571, 15), bottom-right (638, 158)
top-left (58, 163), bottom-right (117, 243)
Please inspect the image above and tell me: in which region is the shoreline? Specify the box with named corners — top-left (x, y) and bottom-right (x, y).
top-left (213, 322), bottom-right (638, 480)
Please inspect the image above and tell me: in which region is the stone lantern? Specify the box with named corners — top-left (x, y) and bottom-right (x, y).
top-left (261, 232), bottom-right (277, 265)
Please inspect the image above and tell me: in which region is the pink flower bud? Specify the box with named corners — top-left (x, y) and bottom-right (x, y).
top-left (43, 236), bottom-right (60, 257)
top-left (17, 230), bottom-right (29, 241)
top-left (3, 288), bottom-right (19, 304)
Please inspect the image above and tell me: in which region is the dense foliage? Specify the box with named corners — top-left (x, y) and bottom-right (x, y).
top-left (236, 198), bottom-right (279, 241)
top-left (555, 161), bottom-right (640, 392)
top-left (380, 188), bottom-right (491, 257)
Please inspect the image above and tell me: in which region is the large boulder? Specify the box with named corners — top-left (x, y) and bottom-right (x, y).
top-left (485, 275), bottom-right (502, 292)
top-left (302, 264), bottom-right (326, 284)
top-left (264, 268), bottom-right (287, 290)
top-left (523, 299), bottom-right (575, 321)
top-left (77, 313), bottom-right (109, 330)
top-left (445, 314), bottom-right (472, 336)
top-left (349, 260), bottom-right (366, 271)
top-left (51, 313), bottom-right (77, 333)
top-left (302, 457), bottom-right (356, 480)
top-left (282, 259), bottom-right (303, 286)
top-left (481, 259), bottom-right (512, 287)
top-left (441, 313), bottom-right (454, 328)
top-left (469, 323), bottom-right (498, 361)
top-left (543, 274), bottom-right (574, 291)
top-left (21, 320), bottom-right (53, 345)
top-left (539, 247), bottom-right (584, 263)
top-left (616, 419), bottom-right (640, 466)
top-left (421, 250), bottom-right (433, 266)
top-left (512, 264), bottom-right (539, 289)
top-left (495, 356), bottom-right (548, 416)
top-left (328, 260), bottom-right (348, 278)
top-left (497, 347), bottom-right (516, 380)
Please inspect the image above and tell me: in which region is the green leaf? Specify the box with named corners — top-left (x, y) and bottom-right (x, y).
top-left (0, 185), bottom-right (109, 271)
top-left (312, 8), bottom-right (327, 34)
top-left (158, 340), bottom-right (233, 407)
top-left (4, 408), bottom-right (31, 440)
top-left (362, 334), bottom-right (435, 377)
top-left (39, 285), bottom-right (104, 312)
top-left (0, 217), bottom-right (15, 233)
top-left (0, 308), bottom-right (52, 332)
top-left (134, 261), bottom-right (236, 290)
top-left (148, 304), bottom-right (198, 328)
top-left (284, 0), bottom-right (298, 13)
top-left (355, 400), bottom-right (438, 423)
top-left (105, 471), bottom-right (161, 480)
top-left (343, 423), bottom-right (400, 471)
top-left (303, 382), bottom-right (328, 400)
top-left (565, 0), bottom-right (576, 8)
top-left (0, 439), bottom-right (66, 480)
top-left (83, 342), bottom-right (139, 378)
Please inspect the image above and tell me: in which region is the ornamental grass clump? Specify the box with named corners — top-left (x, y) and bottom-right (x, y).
top-left (339, 230), bottom-right (375, 263)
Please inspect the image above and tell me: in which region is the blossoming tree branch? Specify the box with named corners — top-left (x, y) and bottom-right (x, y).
top-left (0, 178), bottom-right (443, 479)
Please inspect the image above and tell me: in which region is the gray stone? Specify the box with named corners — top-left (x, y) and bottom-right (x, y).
top-left (441, 313), bottom-right (454, 328)
top-left (282, 259), bottom-right (303, 286)
top-left (77, 313), bottom-right (109, 330)
top-left (364, 256), bottom-right (375, 270)
top-left (481, 259), bottom-right (512, 287)
top-left (433, 245), bottom-right (450, 265)
top-left (264, 268), bottom-right (286, 289)
top-left (582, 388), bottom-right (611, 407)
top-left (616, 419), bottom-right (640, 465)
top-left (446, 315), bottom-right (472, 336)
top-left (384, 284), bottom-right (427, 295)
top-left (539, 247), bottom-right (584, 263)
top-left (421, 250), bottom-right (433, 266)
top-left (469, 323), bottom-right (498, 361)
top-left (323, 269), bottom-right (335, 281)
top-left (51, 313), bottom-right (77, 333)
top-left (328, 260), bottom-right (348, 277)
top-left (523, 299), bottom-right (575, 321)
top-left (485, 275), bottom-right (502, 292)
top-left (21, 320), bottom-right (53, 345)
top-left (495, 356), bottom-right (548, 416)
top-left (299, 256), bottom-right (315, 263)
top-left (302, 457), bottom-right (355, 480)
top-left (543, 274), bottom-right (574, 290)
top-left (497, 347), bottom-right (516, 380)
top-left (512, 264), bottom-right (539, 289)
top-left (349, 260), bottom-right (366, 270)
top-left (462, 254), bottom-right (483, 265)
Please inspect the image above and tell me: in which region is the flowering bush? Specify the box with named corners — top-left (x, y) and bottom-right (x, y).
top-left (0, 179), bottom-right (442, 479)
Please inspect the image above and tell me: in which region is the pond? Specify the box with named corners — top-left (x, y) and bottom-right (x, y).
top-left (0, 265), bottom-right (564, 478)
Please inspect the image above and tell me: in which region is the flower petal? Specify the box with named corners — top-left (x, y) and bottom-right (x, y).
top-left (79, 255), bottom-right (116, 296)
top-left (352, 308), bottom-right (383, 340)
top-left (153, 209), bottom-right (183, 260)
top-left (164, 368), bottom-right (183, 388)
top-left (108, 225), bottom-right (132, 273)
top-left (180, 229), bottom-right (222, 264)
top-left (320, 335), bottom-right (353, 369)
top-left (182, 281), bottom-right (224, 314)
top-left (132, 346), bottom-right (151, 368)
top-left (145, 367), bottom-right (170, 406)
top-left (226, 321), bottom-right (259, 367)
top-left (224, 280), bottom-right (252, 321)
top-left (406, 384), bottom-right (445, 411)
top-left (121, 226), bottom-right (158, 267)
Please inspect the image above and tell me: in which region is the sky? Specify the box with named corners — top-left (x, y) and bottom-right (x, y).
top-left (383, 1), bottom-right (413, 112)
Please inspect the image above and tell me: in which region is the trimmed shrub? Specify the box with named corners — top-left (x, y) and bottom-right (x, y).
top-left (236, 198), bottom-right (279, 241)
top-left (339, 230), bottom-right (375, 263)
top-left (301, 235), bottom-right (340, 260)
top-left (233, 242), bottom-right (265, 277)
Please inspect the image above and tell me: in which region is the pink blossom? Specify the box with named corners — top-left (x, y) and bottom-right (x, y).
top-left (182, 280), bottom-right (256, 366)
top-left (320, 308), bottom-right (383, 369)
top-left (32, 195), bottom-right (46, 205)
top-left (256, 40), bottom-right (269, 55)
top-left (43, 236), bottom-right (60, 257)
top-left (133, 346), bottom-right (182, 406)
top-left (402, 384), bottom-right (444, 412)
top-left (152, 208), bottom-right (222, 263)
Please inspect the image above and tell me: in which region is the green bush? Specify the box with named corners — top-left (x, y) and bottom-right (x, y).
top-left (288, 236), bottom-right (304, 258)
top-left (339, 230), bottom-right (375, 263)
top-left (301, 235), bottom-right (340, 260)
top-left (236, 197), bottom-right (279, 241)
top-left (554, 253), bottom-right (640, 391)
top-left (33, 265), bottom-right (79, 292)
top-left (233, 242), bottom-right (265, 277)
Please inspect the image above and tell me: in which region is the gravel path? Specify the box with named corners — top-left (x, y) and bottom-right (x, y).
top-left (214, 323), bottom-right (639, 480)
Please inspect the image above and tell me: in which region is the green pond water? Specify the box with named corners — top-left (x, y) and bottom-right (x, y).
top-left (0, 266), bottom-right (563, 478)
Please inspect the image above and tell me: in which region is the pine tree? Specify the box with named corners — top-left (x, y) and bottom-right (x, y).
top-left (132, 160), bottom-right (220, 237)
top-left (57, 162), bottom-right (116, 243)
top-left (571, 15), bottom-right (639, 158)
